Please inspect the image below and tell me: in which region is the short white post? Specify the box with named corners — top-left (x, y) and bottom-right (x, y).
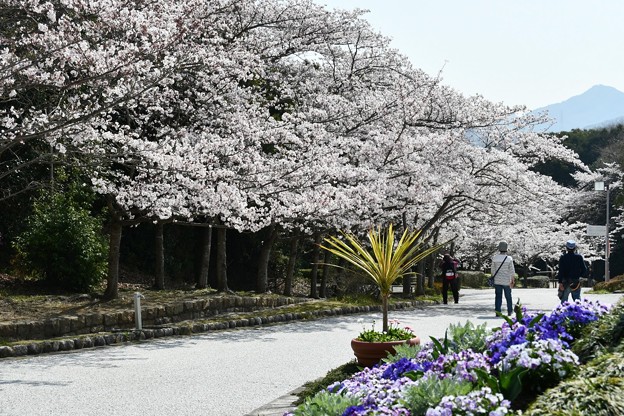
top-left (134, 292), bottom-right (145, 330)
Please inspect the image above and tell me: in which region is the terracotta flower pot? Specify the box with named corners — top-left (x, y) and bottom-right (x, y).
top-left (351, 336), bottom-right (420, 367)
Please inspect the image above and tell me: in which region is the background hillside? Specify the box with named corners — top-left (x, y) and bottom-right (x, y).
top-left (533, 85), bottom-right (624, 132)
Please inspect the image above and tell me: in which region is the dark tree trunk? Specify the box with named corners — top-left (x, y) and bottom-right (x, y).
top-left (402, 272), bottom-right (412, 295)
top-left (309, 233), bottom-right (322, 298)
top-left (382, 294), bottom-right (389, 332)
top-left (103, 211), bottom-right (122, 300)
top-left (216, 227), bottom-right (228, 292)
top-left (401, 213), bottom-right (411, 295)
top-left (428, 253), bottom-right (436, 288)
top-left (256, 224), bottom-right (278, 293)
top-left (284, 234), bottom-right (300, 296)
top-left (416, 261), bottom-right (426, 296)
top-left (428, 229), bottom-right (440, 288)
top-left (320, 250), bottom-right (330, 298)
top-left (335, 257), bottom-right (346, 297)
top-left (154, 223), bottom-right (165, 290)
top-left (197, 226), bottom-right (212, 289)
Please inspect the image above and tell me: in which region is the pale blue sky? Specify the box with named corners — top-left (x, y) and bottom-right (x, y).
top-left (313, 0), bottom-right (624, 109)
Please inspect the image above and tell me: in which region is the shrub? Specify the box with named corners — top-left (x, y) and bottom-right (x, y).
top-left (295, 361), bottom-right (360, 405)
top-left (580, 351), bottom-right (624, 378)
top-left (594, 275), bottom-right (624, 292)
top-left (12, 187), bottom-right (107, 292)
top-left (526, 351), bottom-right (624, 415)
top-left (524, 375), bottom-right (624, 416)
top-left (572, 300), bottom-right (624, 363)
top-left (524, 276), bottom-right (550, 288)
top-left (458, 270), bottom-right (487, 288)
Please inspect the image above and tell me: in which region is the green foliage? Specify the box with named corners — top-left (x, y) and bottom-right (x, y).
top-left (295, 361), bottom-right (361, 405)
top-left (446, 321), bottom-right (490, 353)
top-left (321, 224), bottom-right (442, 330)
top-left (579, 352), bottom-right (624, 379)
top-left (291, 390), bottom-right (360, 416)
top-left (594, 275), bottom-right (624, 293)
top-left (356, 320), bottom-right (415, 342)
top-left (524, 375), bottom-right (624, 416)
top-left (473, 366), bottom-right (529, 402)
top-left (457, 270), bottom-right (488, 288)
top-left (383, 343), bottom-right (422, 363)
top-left (12, 185), bottom-right (108, 292)
top-left (430, 331), bottom-right (450, 359)
top-left (573, 300), bottom-right (624, 363)
top-left (400, 374), bottom-right (473, 415)
top-left (498, 300), bottom-right (543, 328)
top-left (523, 276), bottom-right (550, 288)
top-left (533, 126), bottom-right (623, 187)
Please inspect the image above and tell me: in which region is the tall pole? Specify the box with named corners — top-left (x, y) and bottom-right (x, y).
top-left (606, 183), bottom-right (610, 282)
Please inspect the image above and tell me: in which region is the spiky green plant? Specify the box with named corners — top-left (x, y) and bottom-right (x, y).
top-left (321, 224), bottom-right (440, 332)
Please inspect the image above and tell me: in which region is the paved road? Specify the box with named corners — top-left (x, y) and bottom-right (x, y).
top-left (0, 288), bottom-right (621, 416)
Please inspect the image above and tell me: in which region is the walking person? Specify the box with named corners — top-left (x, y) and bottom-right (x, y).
top-left (557, 240), bottom-right (587, 303)
top-left (491, 241), bottom-right (515, 316)
top-left (440, 253), bottom-right (459, 304)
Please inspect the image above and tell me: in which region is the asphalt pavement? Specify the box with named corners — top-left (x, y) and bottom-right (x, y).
top-left (0, 288), bottom-right (621, 416)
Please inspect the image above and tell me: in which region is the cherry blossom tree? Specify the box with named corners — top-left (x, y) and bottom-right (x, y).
top-left (3, 0), bottom-right (596, 298)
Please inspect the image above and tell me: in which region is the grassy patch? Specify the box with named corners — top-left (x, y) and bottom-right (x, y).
top-left (294, 360), bottom-right (361, 405)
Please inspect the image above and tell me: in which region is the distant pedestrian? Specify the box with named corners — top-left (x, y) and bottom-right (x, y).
top-left (491, 241), bottom-right (515, 316)
top-left (557, 240), bottom-right (587, 303)
top-left (440, 253), bottom-right (459, 304)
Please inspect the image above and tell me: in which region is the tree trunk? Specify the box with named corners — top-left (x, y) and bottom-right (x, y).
top-left (154, 223), bottom-right (165, 290)
top-left (428, 229), bottom-right (440, 288)
top-left (335, 257), bottom-right (346, 297)
top-left (309, 233), bottom-right (322, 298)
top-left (197, 226), bottom-right (212, 289)
top-left (428, 253), bottom-right (436, 288)
top-left (402, 272), bottom-right (412, 295)
top-left (216, 227), bottom-right (228, 292)
top-left (416, 261), bottom-right (426, 296)
top-left (103, 215), bottom-right (122, 300)
top-left (320, 250), bottom-right (330, 298)
top-left (382, 294), bottom-right (389, 332)
top-left (256, 224), bottom-right (278, 293)
top-left (284, 234), bottom-right (299, 296)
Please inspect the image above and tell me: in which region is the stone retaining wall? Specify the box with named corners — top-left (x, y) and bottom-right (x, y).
top-left (0, 295), bottom-right (308, 342)
top-left (0, 300), bottom-right (431, 359)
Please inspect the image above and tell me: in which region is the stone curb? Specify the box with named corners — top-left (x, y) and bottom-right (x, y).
top-left (0, 295), bottom-right (311, 341)
top-left (245, 385), bottom-right (306, 416)
top-left (0, 300), bottom-right (433, 360)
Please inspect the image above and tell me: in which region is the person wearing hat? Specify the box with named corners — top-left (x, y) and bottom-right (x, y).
top-left (557, 240), bottom-right (587, 303)
top-left (491, 241), bottom-right (515, 316)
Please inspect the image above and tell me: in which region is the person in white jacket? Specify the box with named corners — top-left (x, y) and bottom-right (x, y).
top-left (491, 241), bottom-right (516, 316)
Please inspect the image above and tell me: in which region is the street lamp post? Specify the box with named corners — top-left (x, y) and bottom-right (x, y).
top-left (594, 180), bottom-right (610, 282)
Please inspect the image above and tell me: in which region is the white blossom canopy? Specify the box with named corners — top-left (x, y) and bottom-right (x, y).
top-left (1, 0), bottom-right (594, 265)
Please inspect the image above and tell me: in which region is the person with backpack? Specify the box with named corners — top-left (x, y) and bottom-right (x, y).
top-left (491, 241), bottom-right (515, 316)
top-left (557, 240), bottom-right (587, 303)
top-left (440, 253), bottom-right (459, 304)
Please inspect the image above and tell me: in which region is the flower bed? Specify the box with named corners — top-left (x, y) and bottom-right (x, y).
top-left (288, 299), bottom-right (616, 415)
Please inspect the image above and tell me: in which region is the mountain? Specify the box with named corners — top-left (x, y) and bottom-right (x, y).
top-left (533, 85), bottom-right (624, 132)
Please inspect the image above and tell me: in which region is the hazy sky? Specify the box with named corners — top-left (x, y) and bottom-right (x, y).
top-left (313, 0), bottom-right (624, 109)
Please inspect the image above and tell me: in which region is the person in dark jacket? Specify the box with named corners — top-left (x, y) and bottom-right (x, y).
top-left (439, 253), bottom-right (459, 304)
top-left (557, 240), bottom-right (587, 303)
